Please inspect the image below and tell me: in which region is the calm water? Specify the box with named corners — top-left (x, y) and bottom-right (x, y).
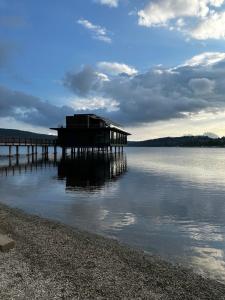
top-left (1, 147), bottom-right (225, 282)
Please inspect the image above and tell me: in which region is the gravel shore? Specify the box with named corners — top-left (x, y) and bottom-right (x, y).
top-left (0, 202), bottom-right (225, 299)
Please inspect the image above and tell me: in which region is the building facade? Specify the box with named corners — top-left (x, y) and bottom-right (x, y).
top-left (51, 114), bottom-right (130, 151)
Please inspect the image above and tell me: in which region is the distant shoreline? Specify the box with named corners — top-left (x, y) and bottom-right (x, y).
top-left (127, 145), bottom-right (225, 148)
top-left (0, 202), bottom-right (225, 299)
top-left (128, 135), bottom-right (225, 148)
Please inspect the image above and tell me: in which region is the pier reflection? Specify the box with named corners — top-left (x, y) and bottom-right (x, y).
top-left (58, 153), bottom-right (127, 191)
top-left (0, 157), bottom-right (57, 176)
top-left (0, 151), bottom-right (127, 192)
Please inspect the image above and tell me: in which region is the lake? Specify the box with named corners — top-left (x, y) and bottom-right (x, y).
top-left (1, 147), bottom-right (225, 282)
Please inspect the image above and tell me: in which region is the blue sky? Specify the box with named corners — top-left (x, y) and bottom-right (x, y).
top-left (2, 0), bottom-right (225, 139)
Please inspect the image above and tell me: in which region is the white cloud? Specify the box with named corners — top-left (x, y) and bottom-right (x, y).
top-left (70, 96), bottom-right (119, 112)
top-left (97, 61), bottom-right (138, 76)
top-left (184, 52), bottom-right (225, 66)
top-left (77, 19), bottom-right (112, 43)
top-left (138, 0), bottom-right (211, 27)
top-left (137, 0), bottom-right (225, 40)
top-left (95, 0), bottom-right (119, 8)
top-left (96, 72), bottom-right (110, 82)
top-left (191, 11), bottom-right (225, 39)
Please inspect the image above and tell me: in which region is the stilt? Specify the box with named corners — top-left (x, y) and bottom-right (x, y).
top-left (8, 146), bottom-right (12, 157)
top-left (8, 156), bottom-right (12, 166)
top-left (16, 145), bottom-right (19, 157)
top-left (45, 146), bottom-right (49, 159)
top-left (54, 146), bottom-right (57, 161)
top-left (62, 147), bottom-right (66, 159)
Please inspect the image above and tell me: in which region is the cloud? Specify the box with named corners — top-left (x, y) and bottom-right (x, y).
top-left (137, 0), bottom-right (225, 40)
top-left (77, 18), bottom-right (112, 43)
top-left (3, 52), bottom-right (225, 131)
top-left (191, 11), bottom-right (225, 39)
top-left (189, 78), bottom-right (215, 95)
top-left (70, 96), bottom-right (119, 112)
top-left (97, 62), bottom-right (138, 76)
top-left (183, 52), bottom-right (225, 66)
top-left (95, 0), bottom-right (119, 7)
top-left (138, 0), bottom-right (212, 27)
top-left (0, 85), bottom-right (74, 127)
top-left (63, 52), bottom-right (225, 125)
top-left (64, 66), bottom-right (107, 96)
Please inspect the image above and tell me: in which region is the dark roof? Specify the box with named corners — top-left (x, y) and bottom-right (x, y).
top-left (51, 114), bottom-right (131, 135)
top-left (74, 114), bottom-right (123, 129)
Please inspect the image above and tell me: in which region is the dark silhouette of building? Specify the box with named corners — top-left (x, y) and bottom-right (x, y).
top-left (51, 114), bottom-right (130, 153)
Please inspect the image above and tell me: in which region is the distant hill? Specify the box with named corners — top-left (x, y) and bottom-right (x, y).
top-left (128, 135), bottom-right (225, 147)
top-left (1, 129), bottom-right (224, 147)
top-left (0, 128), bottom-right (56, 140)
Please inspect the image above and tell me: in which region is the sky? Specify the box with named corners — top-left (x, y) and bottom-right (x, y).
top-left (2, 0), bottom-right (225, 140)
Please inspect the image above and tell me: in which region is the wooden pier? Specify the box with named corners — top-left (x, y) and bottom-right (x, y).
top-left (0, 137), bottom-right (57, 157)
top-left (0, 114), bottom-right (130, 159)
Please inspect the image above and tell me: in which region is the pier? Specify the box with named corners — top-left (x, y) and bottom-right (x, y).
top-left (0, 137), bottom-right (57, 158)
top-left (0, 114), bottom-right (130, 160)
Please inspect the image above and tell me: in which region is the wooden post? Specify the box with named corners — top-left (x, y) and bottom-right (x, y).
top-left (8, 145), bottom-right (12, 157)
top-left (62, 147), bottom-right (66, 159)
top-left (16, 145), bottom-right (19, 156)
top-left (8, 156), bottom-right (12, 166)
top-left (54, 146), bottom-right (57, 161)
top-left (45, 146), bottom-right (49, 159)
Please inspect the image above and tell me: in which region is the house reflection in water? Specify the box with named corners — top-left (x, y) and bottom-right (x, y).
top-left (57, 153), bottom-right (127, 191)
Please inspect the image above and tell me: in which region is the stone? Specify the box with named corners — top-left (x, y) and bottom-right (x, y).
top-left (0, 234), bottom-right (15, 252)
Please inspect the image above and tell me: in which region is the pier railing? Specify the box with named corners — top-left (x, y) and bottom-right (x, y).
top-left (0, 137), bottom-right (57, 146)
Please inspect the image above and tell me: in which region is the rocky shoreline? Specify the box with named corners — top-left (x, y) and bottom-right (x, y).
top-left (0, 202), bottom-right (225, 299)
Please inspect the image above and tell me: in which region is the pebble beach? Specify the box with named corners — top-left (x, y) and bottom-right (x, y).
top-left (0, 202), bottom-right (225, 300)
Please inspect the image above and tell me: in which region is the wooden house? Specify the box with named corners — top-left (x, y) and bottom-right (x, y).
top-left (51, 114), bottom-right (130, 152)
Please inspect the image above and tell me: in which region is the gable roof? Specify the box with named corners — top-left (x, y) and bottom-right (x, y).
top-left (87, 114), bottom-right (123, 129)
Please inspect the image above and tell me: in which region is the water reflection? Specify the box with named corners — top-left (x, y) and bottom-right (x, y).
top-left (0, 156), bottom-right (57, 176)
top-left (57, 153), bottom-right (127, 191)
top-left (2, 148), bottom-right (225, 282)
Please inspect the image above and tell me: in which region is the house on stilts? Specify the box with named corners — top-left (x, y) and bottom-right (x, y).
top-left (51, 114), bottom-right (130, 155)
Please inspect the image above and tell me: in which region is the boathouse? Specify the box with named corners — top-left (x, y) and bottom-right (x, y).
top-left (51, 114), bottom-right (130, 152)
